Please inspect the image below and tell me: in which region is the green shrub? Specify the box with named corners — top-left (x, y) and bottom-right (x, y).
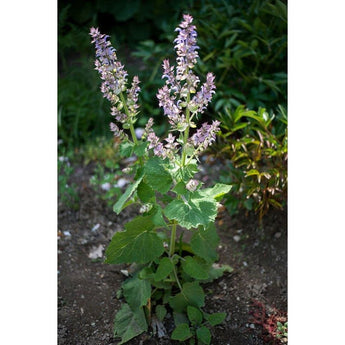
top-left (215, 104), bottom-right (287, 221)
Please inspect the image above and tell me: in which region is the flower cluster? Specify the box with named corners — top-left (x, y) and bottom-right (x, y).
top-left (91, 14), bottom-right (219, 160)
top-left (149, 13), bottom-right (218, 159)
top-left (190, 120), bottom-right (221, 150)
top-left (90, 27), bottom-right (141, 136)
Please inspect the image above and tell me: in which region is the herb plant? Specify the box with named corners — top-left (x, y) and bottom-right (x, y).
top-left (90, 14), bottom-right (231, 344)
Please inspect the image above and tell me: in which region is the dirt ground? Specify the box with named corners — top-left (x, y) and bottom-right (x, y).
top-left (58, 161), bottom-right (287, 345)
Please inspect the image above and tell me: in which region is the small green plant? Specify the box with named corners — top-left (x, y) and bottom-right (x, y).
top-left (276, 321), bottom-right (288, 343)
top-left (58, 152), bottom-right (79, 210)
top-left (90, 14), bottom-right (231, 344)
top-left (215, 104), bottom-right (287, 221)
top-left (89, 159), bottom-right (123, 208)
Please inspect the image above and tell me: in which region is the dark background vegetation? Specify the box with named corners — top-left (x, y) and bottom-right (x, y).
top-left (58, 0), bottom-right (287, 149)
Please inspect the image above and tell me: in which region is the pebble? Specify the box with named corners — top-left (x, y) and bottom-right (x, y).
top-left (243, 261), bottom-right (248, 267)
top-left (91, 223), bottom-right (100, 232)
top-left (233, 235), bottom-right (241, 242)
top-left (274, 232), bottom-right (282, 239)
top-left (250, 323), bottom-right (255, 329)
top-left (88, 245), bottom-right (104, 259)
top-left (63, 230), bottom-right (71, 237)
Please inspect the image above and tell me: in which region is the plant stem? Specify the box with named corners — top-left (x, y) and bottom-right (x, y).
top-left (181, 92), bottom-right (191, 167)
top-left (169, 220), bottom-right (177, 257)
top-left (119, 92), bottom-right (138, 145)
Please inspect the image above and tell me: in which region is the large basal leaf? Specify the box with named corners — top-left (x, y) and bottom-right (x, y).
top-left (105, 216), bottom-right (164, 264)
top-left (122, 276), bottom-right (151, 310)
top-left (113, 303), bottom-right (147, 345)
top-left (144, 156), bottom-right (172, 193)
top-left (169, 282), bottom-right (205, 312)
top-left (164, 195), bottom-right (217, 229)
top-left (113, 175), bottom-right (143, 214)
top-left (190, 224), bottom-right (220, 262)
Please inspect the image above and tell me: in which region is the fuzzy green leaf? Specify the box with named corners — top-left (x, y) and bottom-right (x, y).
top-left (113, 303), bottom-right (147, 344)
top-left (171, 323), bottom-right (193, 341)
top-left (182, 256), bottom-right (210, 280)
top-left (119, 141), bottom-right (135, 158)
top-left (198, 183), bottom-right (232, 201)
top-left (133, 141), bottom-right (147, 157)
top-left (144, 157), bottom-right (172, 193)
top-left (164, 195), bottom-right (217, 229)
top-left (196, 326), bottom-right (211, 345)
top-left (190, 224), bottom-right (219, 263)
top-left (154, 257), bottom-right (174, 281)
top-left (137, 181), bottom-right (155, 203)
top-left (187, 306), bottom-right (203, 326)
top-left (105, 216), bottom-right (164, 264)
top-left (113, 175), bottom-right (143, 214)
top-left (169, 282), bottom-right (205, 312)
top-left (205, 312), bottom-right (226, 326)
top-left (122, 276), bottom-right (151, 310)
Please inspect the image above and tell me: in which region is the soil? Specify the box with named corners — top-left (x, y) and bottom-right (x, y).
top-left (58, 161), bottom-right (287, 345)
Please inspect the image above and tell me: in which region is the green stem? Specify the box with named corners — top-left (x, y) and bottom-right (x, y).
top-left (181, 92), bottom-right (191, 167)
top-left (119, 92), bottom-right (138, 145)
top-left (169, 220), bottom-right (177, 257)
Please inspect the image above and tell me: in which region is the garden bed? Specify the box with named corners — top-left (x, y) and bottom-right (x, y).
top-left (58, 161), bottom-right (287, 345)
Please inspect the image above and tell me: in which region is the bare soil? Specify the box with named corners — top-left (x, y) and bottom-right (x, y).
top-left (58, 162), bottom-right (287, 345)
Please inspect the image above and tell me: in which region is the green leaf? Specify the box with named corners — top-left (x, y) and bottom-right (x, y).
top-left (155, 305), bottom-right (167, 322)
top-left (182, 256), bottom-right (210, 280)
top-left (122, 276), bottom-right (151, 310)
top-left (120, 141), bottom-right (134, 158)
top-left (198, 183), bottom-right (232, 201)
top-left (190, 224), bottom-right (219, 263)
top-left (154, 257), bottom-right (174, 281)
top-left (171, 323), bottom-right (193, 341)
top-left (105, 216), bottom-right (164, 264)
top-left (113, 175), bottom-right (143, 214)
top-left (113, 303), bottom-right (147, 344)
top-left (196, 326), bottom-right (211, 345)
top-left (205, 312), bottom-right (226, 326)
top-left (201, 264), bottom-right (234, 283)
top-left (169, 282), bottom-right (205, 312)
top-left (144, 156), bottom-right (172, 193)
top-left (137, 181), bottom-right (155, 203)
top-left (187, 306), bottom-right (203, 326)
top-left (164, 195), bottom-right (217, 229)
top-left (133, 141), bottom-right (147, 157)
top-left (173, 311), bottom-right (189, 326)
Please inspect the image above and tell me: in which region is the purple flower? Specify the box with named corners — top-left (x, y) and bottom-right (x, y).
top-left (186, 179), bottom-right (199, 192)
top-left (191, 72), bottom-right (216, 114)
top-left (174, 14), bottom-right (199, 80)
top-left (90, 28), bottom-right (128, 101)
top-left (190, 120), bottom-right (220, 150)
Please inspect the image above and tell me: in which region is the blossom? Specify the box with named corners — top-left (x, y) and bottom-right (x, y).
top-left (191, 72), bottom-right (216, 114)
top-left (174, 14), bottom-right (199, 80)
top-left (90, 27), bottom-right (128, 101)
top-left (190, 120), bottom-right (221, 150)
top-left (186, 179), bottom-right (199, 192)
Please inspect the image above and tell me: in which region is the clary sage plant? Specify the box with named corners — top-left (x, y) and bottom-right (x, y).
top-left (90, 14), bottom-right (232, 344)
